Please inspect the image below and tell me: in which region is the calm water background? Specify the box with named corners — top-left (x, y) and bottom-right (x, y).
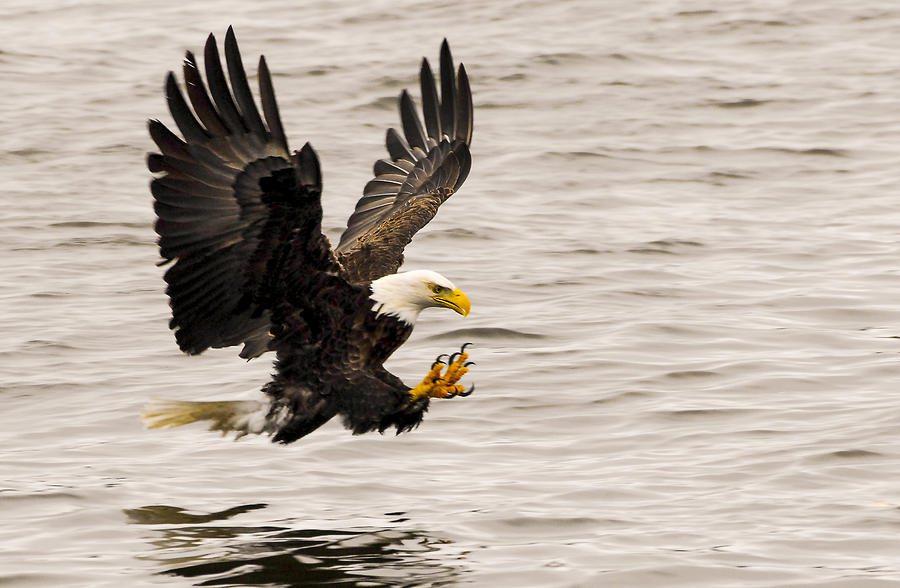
top-left (2, 0), bottom-right (900, 586)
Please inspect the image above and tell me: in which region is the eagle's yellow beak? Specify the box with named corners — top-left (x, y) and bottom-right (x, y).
top-left (433, 288), bottom-right (470, 317)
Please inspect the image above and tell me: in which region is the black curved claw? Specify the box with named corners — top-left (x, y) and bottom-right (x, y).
top-left (460, 342), bottom-right (473, 353)
top-left (463, 361), bottom-right (476, 368)
top-left (449, 351), bottom-right (461, 364)
top-left (433, 354), bottom-right (449, 368)
top-left (458, 383), bottom-right (475, 397)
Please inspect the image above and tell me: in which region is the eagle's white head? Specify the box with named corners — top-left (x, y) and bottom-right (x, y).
top-left (369, 269), bottom-right (471, 325)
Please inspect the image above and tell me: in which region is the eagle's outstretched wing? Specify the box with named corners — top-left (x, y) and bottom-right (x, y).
top-left (334, 40), bottom-right (473, 283)
top-left (149, 27), bottom-right (343, 359)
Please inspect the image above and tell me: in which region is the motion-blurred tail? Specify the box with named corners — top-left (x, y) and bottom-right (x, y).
top-left (142, 399), bottom-right (272, 439)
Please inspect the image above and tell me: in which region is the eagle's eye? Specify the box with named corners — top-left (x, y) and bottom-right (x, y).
top-left (430, 283), bottom-right (448, 294)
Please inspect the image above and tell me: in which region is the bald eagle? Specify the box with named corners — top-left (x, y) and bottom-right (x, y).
top-left (143, 28), bottom-right (475, 443)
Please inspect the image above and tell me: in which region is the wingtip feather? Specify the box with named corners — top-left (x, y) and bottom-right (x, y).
top-left (456, 63), bottom-right (473, 145)
top-left (258, 54), bottom-right (289, 155)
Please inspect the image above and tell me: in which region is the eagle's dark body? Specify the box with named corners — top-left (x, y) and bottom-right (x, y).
top-left (146, 28), bottom-right (473, 443)
top-left (264, 294), bottom-right (417, 443)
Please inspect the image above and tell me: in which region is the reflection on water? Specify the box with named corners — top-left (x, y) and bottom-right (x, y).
top-left (125, 504), bottom-right (464, 587)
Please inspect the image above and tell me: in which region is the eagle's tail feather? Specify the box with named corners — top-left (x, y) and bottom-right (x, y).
top-left (142, 399), bottom-right (271, 439)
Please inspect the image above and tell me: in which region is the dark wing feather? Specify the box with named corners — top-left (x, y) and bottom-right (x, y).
top-left (183, 51), bottom-right (229, 137)
top-left (439, 39), bottom-right (458, 141)
top-left (223, 27), bottom-right (267, 140)
top-left (204, 34), bottom-right (246, 137)
top-left (335, 40), bottom-right (473, 283)
top-left (400, 90), bottom-right (429, 153)
top-left (454, 63), bottom-right (474, 145)
top-left (258, 56), bottom-right (289, 155)
top-left (149, 28), bottom-right (343, 358)
top-left (419, 58), bottom-right (441, 141)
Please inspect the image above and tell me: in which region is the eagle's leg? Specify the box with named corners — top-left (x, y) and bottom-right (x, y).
top-left (409, 343), bottom-right (474, 400)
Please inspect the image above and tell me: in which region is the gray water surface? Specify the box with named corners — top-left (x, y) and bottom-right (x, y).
top-left (3, 1), bottom-right (900, 586)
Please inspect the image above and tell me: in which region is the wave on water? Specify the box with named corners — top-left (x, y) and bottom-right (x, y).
top-left (423, 327), bottom-right (546, 341)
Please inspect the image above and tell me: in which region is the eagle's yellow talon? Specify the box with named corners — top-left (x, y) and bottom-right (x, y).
top-left (408, 346), bottom-right (475, 400)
